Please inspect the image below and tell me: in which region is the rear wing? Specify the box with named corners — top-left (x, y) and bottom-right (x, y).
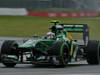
top-left (60, 24), bottom-right (85, 32)
top-left (60, 24), bottom-right (89, 46)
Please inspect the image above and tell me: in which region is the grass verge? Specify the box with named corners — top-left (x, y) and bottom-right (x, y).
top-left (0, 16), bottom-right (100, 40)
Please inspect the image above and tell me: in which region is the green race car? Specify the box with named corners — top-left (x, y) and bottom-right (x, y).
top-left (0, 21), bottom-right (100, 67)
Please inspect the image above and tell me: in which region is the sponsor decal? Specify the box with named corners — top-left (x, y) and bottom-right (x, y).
top-left (27, 12), bottom-right (97, 17)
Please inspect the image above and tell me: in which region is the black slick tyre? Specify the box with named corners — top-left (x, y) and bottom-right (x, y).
top-left (1, 40), bottom-right (18, 67)
top-left (50, 41), bottom-right (69, 67)
top-left (86, 40), bottom-right (100, 65)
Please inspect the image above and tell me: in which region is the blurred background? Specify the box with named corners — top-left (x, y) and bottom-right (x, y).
top-left (0, 0), bottom-right (100, 40)
top-left (0, 0), bottom-right (100, 11)
top-left (0, 0), bottom-right (100, 15)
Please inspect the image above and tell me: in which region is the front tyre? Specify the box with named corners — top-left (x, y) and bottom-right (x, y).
top-left (1, 40), bottom-right (19, 67)
top-left (50, 41), bottom-right (69, 67)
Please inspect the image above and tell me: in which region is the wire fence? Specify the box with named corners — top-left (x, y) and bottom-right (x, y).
top-left (0, 0), bottom-right (100, 11)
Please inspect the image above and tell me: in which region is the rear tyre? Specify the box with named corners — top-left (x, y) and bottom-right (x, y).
top-left (1, 40), bottom-right (19, 67)
top-left (86, 40), bottom-right (100, 65)
top-left (50, 41), bottom-right (69, 67)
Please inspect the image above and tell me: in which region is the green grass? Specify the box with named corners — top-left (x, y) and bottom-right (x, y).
top-left (0, 16), bottom-right (100, 40)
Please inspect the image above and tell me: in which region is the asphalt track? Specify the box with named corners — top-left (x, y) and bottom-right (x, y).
top-left (0, 37), bottom-right (100, 75)
top-left (0, 62), bottom-right (100, 75)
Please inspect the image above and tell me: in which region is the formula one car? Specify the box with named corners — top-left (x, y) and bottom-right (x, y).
top-left (0, 21), bottom-right (100, 67)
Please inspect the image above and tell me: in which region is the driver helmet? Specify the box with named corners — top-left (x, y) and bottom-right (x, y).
top-left (46, 32), bottom-right (55, 39)
top-left (56, 25), bottom-right (63, 30)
